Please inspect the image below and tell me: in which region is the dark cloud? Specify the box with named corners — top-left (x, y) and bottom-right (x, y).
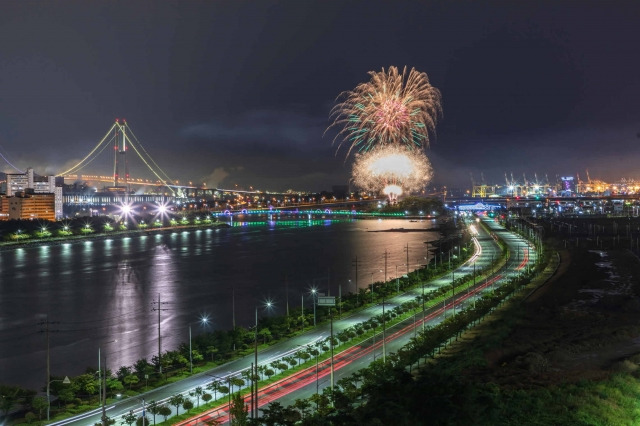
top-left (1, 1), bottom-right (639, 191)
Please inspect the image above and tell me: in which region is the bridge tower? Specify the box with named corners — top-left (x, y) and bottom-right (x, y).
top-left (113, 119), bottom-right (129, 194)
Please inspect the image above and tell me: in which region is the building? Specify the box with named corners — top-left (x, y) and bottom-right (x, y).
top-left (7, 190), bottom-right (56, 221)
top-left (5, 169), bottom-right (32, 196)
top-left (4, 168), bottom-right (62, 219)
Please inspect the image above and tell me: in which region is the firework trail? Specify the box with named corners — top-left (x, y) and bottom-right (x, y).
top-left (328, 66), bottom-right (442, 158)
top-left (352, 145), bottom-right (433, 202)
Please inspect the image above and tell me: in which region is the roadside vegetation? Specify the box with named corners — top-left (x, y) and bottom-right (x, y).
top-left (1, 209), bottom-right (475, 425)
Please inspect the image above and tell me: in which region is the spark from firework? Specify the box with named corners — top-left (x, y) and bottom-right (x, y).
top-left (328, 66), bottom-right (442, 158)
top-left (351, 145), bottom-right (433, 202)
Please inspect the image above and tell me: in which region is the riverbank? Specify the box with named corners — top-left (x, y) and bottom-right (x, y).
top-left (0, 222), bottom-right (231, 251)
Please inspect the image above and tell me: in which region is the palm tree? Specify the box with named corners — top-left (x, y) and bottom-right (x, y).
top-left (257, 365), bottom-right (267, 380)
top-left (169, 394), bottom-right (184, 416)
top-left (229, 377), bottom-right (245, 394)
top-left (146, 400), bottom-right (159, 425)
top-left (207, 380), bottom-right (221, 400)
top-left (191, 386), bottom-right (204, 408)
top-left (240, 369), bottom-right (253, 388)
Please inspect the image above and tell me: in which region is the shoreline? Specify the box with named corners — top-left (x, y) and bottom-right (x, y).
top-left (0, 222), bottom-right (231, 251)
top-left (0, 215), bottom-right (429, 251)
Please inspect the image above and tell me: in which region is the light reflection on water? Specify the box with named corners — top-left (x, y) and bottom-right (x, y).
top-left (0, 218), bottom-right (438, 389)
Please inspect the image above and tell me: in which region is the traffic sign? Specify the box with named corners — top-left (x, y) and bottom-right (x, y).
top-left (317, 296), bottom-right (336, 306)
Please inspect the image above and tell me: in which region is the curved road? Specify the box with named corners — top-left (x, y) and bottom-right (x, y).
top-left (52, 216), bottom-right (533, 425)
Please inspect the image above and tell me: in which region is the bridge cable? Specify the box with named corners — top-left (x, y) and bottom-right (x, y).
top-left (56, 122), bottom-right (119, 176)
top-left (122, 122), bottom-right (175, 185)
top-left (0, 144), bottom-right (24, 173)
top-left (119, 124), bottom-right (176, 195)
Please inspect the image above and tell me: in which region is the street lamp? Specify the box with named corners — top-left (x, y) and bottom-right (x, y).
top-left (370, 272), bottom-right (374, 304)
top-left (98, 340), bottom-right (117, 425)
top-left (395, 265), bottom-right (399, 293)
top-left (253, 300), bottom-right (274, 419)
top-left (310, 288), bottom-right (317, 326)
top-left (190, 315), bottom-right (209, 374)
top-left (47, 376), bottom-right (70, 421)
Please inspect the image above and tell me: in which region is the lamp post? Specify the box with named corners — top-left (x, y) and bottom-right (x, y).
top-left (370, 272), bottom-right (374, 304)
top-left (47, 376), bottom-right (70, 421)
top-left (253, 300), bottom-right (273, 419)
top-left (395, 265), bottom-right (399, 293)
top-left (452, 270), bottom-right (456, 316)
top-left (310, 288), bottom-right (317, 326)
top-left (98, 339), bottom-right (117, 425)
top-left (382, 289), bottom-right (386, 363)
top-left (189, 316), bottom-right (209, 374)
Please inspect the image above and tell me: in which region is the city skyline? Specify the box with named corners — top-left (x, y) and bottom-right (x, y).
top-left (1, 1), bottom-right (639, 192)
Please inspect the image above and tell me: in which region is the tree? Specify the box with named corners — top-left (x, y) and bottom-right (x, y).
top-left (146, 400), bottom-right (159, 425)
top-left (206, 346), bottom-right (218, 362)
top-left (124, 374), bottom-right (139, 390)
top-left (122, 410), bottom-right (137, 426)
top-left (240, 370), bottom-right (253, 389)
top-left (229, 377), bottom-right (245, 395)
top-left (158, 405), bottom-right (172, 422)
top-left (259, 401), bottom-right (300, 426)
top-left (207, 381), bottom-right (221, 400)
top-left (116, 366), bottom-right (132, 381)
top-left (191, 348), bottom-right (204, 364)
top-left (24, 411), bottom-right (37, 424)
top-left (293, 398), bottom-right (312, 420)
top-left (169, 394), bottom-right (185, 416)
top-left (136, 416), bottom-right (150, 426)
top-left (218, 384), bottom-right (230, 401)
top-left (133, 358), bottom-right (153, 378)
top-left (107, 377), bottom-right (124, 394)
top-left (74, 373), bottom-right (99, 396)
top-left (284, 356), bottom-right (297, 368)
top-left (202, 393), bottom-right (212, 404)
top-left (191, 386), bottom-right (204, 408)
top-left (298, 350), bottom-right (311, 363)
top-left (94, 415), bottom-right (116, 425)
top-left (229, 393), bottom-right (248, 426)
top-left (31, 395), bottom-right (48, 420)
top-left (264, 368), bottom-right (275, 379)
top-left (182, 399), bottom-right (194, 413)
top-left (270, 360), bottom-right (281, 373)
top-left (258, 328), bottom-right (272, 344)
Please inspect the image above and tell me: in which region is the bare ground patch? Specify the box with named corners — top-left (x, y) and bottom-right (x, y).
top-left (445, 248), bottom-right (640, 388)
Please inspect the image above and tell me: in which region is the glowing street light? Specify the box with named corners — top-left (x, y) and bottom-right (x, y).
top-left (253, 300), bottom-right (274, 418)
top-left (189, 315), bottom-right (209, 374)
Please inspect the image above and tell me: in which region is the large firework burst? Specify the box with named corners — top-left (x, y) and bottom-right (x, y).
top-left (328, 66), bottom-right (442, 158)
top-left (352, 145), bottom-right (433, 203)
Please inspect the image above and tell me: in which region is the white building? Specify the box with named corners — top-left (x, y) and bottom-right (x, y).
top-left (5, 168), bottom-right (63, 219)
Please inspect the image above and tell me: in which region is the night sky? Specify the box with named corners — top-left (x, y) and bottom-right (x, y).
top-left (1, 1), bottom-right (639, 192)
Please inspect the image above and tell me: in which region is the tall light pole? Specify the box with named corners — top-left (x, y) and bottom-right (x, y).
top-left (370, 272), bottom-right (374, 304)
top-left (382, 289), bottom-right (386, 363)
top-left (253, 300), bottom-right (273, 418)
top-left (98, 339), bottom-right (117, 425)
top-left (452, 270), bottom-right (456, 316)
top-left (47, 376), bottom-right (70, 421)
top-left (395, 265), bottom-right (399, 293)
top-left (310, 289), bottom-right (317, 326)
top-left (190, 316), bottom-right (209, 374)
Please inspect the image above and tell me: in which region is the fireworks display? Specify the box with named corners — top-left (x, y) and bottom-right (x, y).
top-left (351, 145), bottom-right (433, 202)
top-left (328, 66), bottom-right (442, 158)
